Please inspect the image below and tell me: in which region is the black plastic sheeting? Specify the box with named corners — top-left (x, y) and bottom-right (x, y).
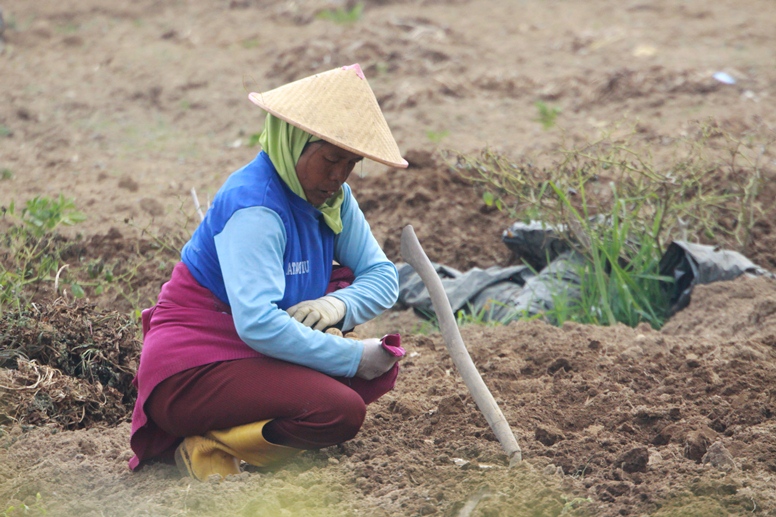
top-left (658, 240), bottom-right (775, 316)
top-left (396, 252), bottom-right (586, 322)
top-left (396, 220), bottom-right (774, 323)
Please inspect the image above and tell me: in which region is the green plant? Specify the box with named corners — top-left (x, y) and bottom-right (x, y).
top-left (560, 495), bottom-right (592, 514)
top-left (374, 62), bottom-right (390, 75)
top-left (455, 301), bottom-right (524, 327)
top-left (56, 22), bottom-right (79, 33)
top-left (3, 492), bottom-right (47, 516)
top-left (241, 37), bottom-right (260, 49)
top-left (0, 193), bottom-right (187, 317)
top-left (0, 196), bottom-right (86, 314)
top-left (482, 190), bottom-right (503, 211)
top-left (426, 129), bottom-right (450, 144)
top-left (411, 308), bottom-right (439, 332)
top-left (1, 169), bottom-right (12, 180)
top-left (414, 300), bottom-right (531, 330)
top-left (20, 195), bottom-right (86, 238)
top-left (316, 2), bottom-right (364, 24)
top-left (545, 265), bottom-right (579, 327)
top-left (0, 125), bottom-right (12, 138)
top-left (446, 121), bottom-right (769, 329)
top-left (535, 101), bottom-right (561, 130)
top-left (411, 318), bottom-right (440, 335)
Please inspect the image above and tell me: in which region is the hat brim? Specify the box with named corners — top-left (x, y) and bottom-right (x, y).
top-left (249, 93), bottom-right (408, 169)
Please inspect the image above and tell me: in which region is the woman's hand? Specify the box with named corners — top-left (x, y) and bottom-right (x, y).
top-left (287, 295), bottom-right (346, 331)
top-left (355, 338), bottom-right (401, 380)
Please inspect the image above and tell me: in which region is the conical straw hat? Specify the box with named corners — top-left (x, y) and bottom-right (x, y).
top-left (249, 64), bottom-right (408, 168)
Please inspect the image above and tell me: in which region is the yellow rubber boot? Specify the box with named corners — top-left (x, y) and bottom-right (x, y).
top-left (174, 435), bottom-right (241, 481)
top-left (205, 419), bottom-right (301, 468)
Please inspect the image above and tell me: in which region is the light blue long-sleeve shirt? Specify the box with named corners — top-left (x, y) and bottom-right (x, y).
top-left (214, 187), bottom-right (398, 378)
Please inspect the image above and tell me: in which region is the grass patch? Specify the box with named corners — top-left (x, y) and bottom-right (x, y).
top-left (0, 196), bottom-right (86, 314)
top-left (446, 121), bottom-right (770, 328)
top-left (3, 492), bottom-right (47, 517)
top-left (426, 129), bottom-right (450, 144)
top-left (241, 37), bottom-right (260, 49)
top-left (55, 22), bottom-right (80, 34)
top-left (316, 2), bottom-right (364, 24)
top-left (0, 195), bottom-right (189, 318)
top-left (535, 101), bottom-right (561, 130)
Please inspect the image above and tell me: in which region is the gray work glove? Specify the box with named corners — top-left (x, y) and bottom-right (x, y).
top-left (287, 295), bottom-right (346, 331)
top-left (355, 338), bottom-right (401, 380)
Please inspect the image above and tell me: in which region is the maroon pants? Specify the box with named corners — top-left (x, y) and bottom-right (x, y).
top-left (145, 356), bottom-right (372, 450)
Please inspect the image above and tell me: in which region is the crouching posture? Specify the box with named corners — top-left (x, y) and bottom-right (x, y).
top-left (128, 64), bottom-right (408, 480)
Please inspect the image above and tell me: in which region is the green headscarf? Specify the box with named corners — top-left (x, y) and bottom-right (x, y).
top-left (258, 113), bottom-right (345, 234)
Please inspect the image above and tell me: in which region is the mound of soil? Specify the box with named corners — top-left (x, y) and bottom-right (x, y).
top-left (351, 149), bottom-right (516, 270)
top-left (2, 277), bottom-right (776, 516)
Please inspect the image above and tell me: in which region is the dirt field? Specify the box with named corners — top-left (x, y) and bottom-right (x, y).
top-left (2, 0), bottom-right (776, 515)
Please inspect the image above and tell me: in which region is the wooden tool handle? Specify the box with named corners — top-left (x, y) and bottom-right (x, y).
top-left (400, 225), bottom-right (522, 466)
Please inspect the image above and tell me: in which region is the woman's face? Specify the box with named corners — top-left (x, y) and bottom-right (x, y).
top-left (296, 141), bottom-right (363, 206)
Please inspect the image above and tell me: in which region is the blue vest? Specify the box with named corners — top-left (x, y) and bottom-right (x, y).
top-left (181, 152), bottom-right (334, 308)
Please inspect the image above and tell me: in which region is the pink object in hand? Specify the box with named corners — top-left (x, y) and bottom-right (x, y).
top-left (380, 333), bottom-right (405, 357)
top-left (344, 333), bottom-right (403, 404)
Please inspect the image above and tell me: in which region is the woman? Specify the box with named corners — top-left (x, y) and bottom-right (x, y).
top-left (128, 64), bottom-right (408, 481)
